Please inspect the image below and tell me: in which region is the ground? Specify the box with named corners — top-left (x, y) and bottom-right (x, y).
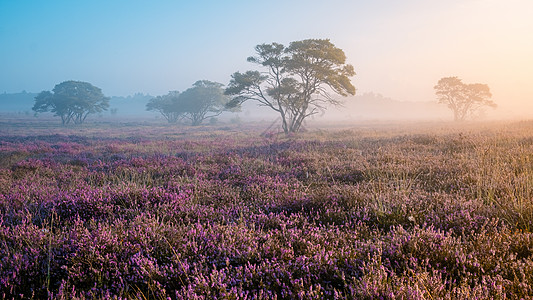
top-left (1, 117), bottom-right (533, 299)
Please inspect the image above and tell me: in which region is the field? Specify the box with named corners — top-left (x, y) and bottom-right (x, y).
top-left (2, 118), bottom-right (533, 299)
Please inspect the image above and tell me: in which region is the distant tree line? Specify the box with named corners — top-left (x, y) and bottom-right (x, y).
top-left (31, 39), bottom-right (496, 128)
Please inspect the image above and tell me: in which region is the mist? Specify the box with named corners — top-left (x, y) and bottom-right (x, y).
top-left (5, 2), bottom-right (533, 297)
top-left (1, 0), bottom-right (533, 123)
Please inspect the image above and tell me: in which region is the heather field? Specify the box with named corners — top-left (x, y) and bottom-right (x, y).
top-left (2, 119), bottom-right (533, 299)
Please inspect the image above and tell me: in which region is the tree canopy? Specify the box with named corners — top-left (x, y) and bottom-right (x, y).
top-left (225, 39), bottom-right (356, 134)
top-left (32, 81), bottom-right (109, 125)
top-left (180, 80), bottom-right (231, 126)
top-left (146, 80), bottom-right (231, 125)
top-left (434, 77), bottom-right (496, 121)
top-left (146, 91), bottom-right (181, 123)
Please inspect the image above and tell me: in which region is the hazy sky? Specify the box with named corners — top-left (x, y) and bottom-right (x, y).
top-left (1, 0), bottom-right (532, 115)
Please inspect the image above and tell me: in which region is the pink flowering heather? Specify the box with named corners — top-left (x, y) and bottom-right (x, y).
top-left (1, 121), bottom-right (533, 298)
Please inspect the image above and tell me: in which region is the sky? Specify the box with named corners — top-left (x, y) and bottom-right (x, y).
top-left (1, 0), bottom-right (532, 117)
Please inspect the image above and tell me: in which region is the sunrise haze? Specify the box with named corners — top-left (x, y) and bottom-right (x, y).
top-left (1, 0), bottom-right (532, 118)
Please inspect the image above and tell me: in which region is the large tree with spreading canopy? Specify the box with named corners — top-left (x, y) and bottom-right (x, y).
top-left (225, 39), bottom-right (356, 134)
top-left (32, 81), bottom-right (109, 125)
top-left (434, 77), bottom-right (496, 121)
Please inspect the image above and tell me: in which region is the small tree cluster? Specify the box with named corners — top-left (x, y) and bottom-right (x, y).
top-left (33, 81), bottom-right (109, 125)
top-left (434, 77), bottom-right (496, 121)
top-left (147, 80), bottom-right (231, 125)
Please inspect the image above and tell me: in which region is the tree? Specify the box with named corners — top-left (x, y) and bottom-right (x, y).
top-left (434, 77), bottom-right (496, 121)
top-left (146, 91), bottom-right (182, 123)
top-left (146, 81), bottom-right (232, 125)
top-left (179, 80), bottom-right (231, 126)
top-left (32, 81), bottom-right (109, 125)
top-left (225, 39), bottom-right (356, 134)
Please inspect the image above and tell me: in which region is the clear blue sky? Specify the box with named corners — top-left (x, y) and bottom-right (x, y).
top-left (0, 0), bottom-right (380, 95)
top-left (1, 0), bottom-right (532, 115)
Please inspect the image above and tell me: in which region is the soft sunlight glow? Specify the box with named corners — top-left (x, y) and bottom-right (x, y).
top-left (1, 0), bottom-right (532, 118)
top-left (345, 0), bottom-right (533, 117)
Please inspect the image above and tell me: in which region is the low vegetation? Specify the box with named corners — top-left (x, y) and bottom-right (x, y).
top-left (1, 121), bottom-right (533, 298)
